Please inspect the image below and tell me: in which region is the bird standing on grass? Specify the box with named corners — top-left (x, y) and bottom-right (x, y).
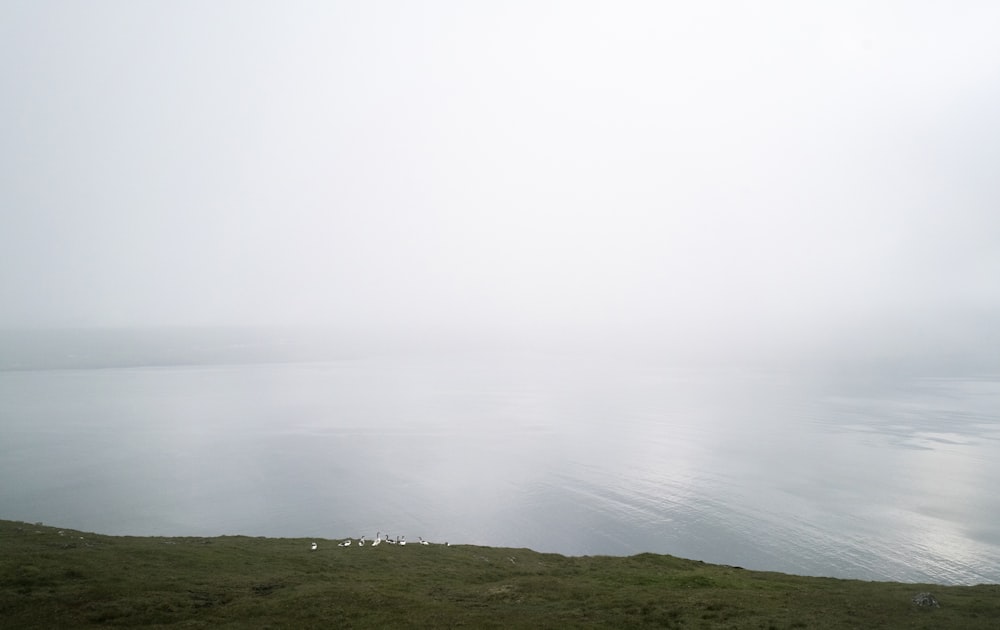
top-left (311, 542), bottom-right (318, 551)
top-left (338, 539), bottom-right (351, 547)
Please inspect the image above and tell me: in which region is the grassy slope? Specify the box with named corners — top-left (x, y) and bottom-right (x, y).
top-left (2, 520), bottom-right (998, 629)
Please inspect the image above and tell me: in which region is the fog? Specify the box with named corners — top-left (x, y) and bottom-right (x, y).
top-left (2, 2), bottom-right (999, 367)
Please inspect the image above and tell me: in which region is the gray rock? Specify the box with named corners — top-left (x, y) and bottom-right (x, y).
top-left (911, 592), bottom-right (940, 608)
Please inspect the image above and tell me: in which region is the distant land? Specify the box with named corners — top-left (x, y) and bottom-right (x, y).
top-left (2, 326), bottom-right (998, 378)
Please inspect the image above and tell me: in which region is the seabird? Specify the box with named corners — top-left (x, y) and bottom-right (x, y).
top-left (418, 537), bottom-right (429, 545)
top-left (359, 535), bottom-right (366, 547)
top-left (311, 542), bottom-right (318, 551)
top-left (338, 539), bottom-right (352, 547)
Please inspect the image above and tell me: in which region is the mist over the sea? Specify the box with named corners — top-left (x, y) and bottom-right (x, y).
top-left (2, 2), bottom-right (999, 584)
top-left (2, 2), bottom-right (998, 356)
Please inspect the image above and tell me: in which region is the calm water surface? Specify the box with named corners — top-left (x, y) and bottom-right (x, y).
top-left (2, 353), bottom-right (998, 585)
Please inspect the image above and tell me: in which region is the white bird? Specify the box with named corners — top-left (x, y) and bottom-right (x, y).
top-left (418, 537), bottom-right (429, 545)
top-left (311, 542), bottom-right (318, 551)
top-left (398, 536), bottom-right (406, 546)
top-left (338, 539), bottom-right (352, 547)
top-left (359, 535), bottom-right (366, 547)
top-left (372, 532), bottom-right (382, 546)
top-left (386, 534), bottom-right (396, 544)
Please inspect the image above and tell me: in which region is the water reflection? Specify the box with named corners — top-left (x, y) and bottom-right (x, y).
top-left (0, 356), bottom-right (998, 585)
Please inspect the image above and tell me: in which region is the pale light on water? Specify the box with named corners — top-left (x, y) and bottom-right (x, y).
top-left (1, 353), bottom-right (998, 585)
top-left (3, 0), bottom-right (999, 594)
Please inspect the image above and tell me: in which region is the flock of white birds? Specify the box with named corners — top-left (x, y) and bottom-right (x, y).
top-left (311, 532), bottom-right (446, 551)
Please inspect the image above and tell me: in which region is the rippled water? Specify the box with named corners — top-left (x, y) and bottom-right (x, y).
top-left (2, 353), bottom-right (998, 585)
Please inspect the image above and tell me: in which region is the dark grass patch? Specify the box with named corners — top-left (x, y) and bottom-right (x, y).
top-left (2, 519), bottom-right (999, 628)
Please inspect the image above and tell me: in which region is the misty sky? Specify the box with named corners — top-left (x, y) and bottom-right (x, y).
top-left (2, 2), bottom-right (999, 358)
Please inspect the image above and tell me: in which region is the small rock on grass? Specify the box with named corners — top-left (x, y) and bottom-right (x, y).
top-left (911, 592), bottom-right (940, 608)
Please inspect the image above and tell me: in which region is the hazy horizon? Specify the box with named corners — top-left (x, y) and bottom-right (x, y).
top-left (3, 2), bottom-right (999, 367)
top-left (4, 4), bottom-right (1000, 586)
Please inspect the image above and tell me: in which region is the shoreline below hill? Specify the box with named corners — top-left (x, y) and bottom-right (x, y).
top-left (3, 519), bottom-right (998, 628)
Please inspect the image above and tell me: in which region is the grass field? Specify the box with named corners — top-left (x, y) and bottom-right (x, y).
top-left (2, 519), bottom-right (998, 628)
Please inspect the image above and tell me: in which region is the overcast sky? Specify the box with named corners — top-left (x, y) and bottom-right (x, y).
top-left (2, 2), bottom-right (998, 359)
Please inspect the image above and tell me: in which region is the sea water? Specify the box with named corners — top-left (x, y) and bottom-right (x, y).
top-left (1, 343), bottom-right (998, 585)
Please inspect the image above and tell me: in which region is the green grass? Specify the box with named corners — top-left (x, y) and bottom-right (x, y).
top-left (2, 519), bottom-right (998, 628)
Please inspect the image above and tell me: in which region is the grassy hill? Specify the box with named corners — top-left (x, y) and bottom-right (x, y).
top-left (2, 519), bottom-right (998, 628)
